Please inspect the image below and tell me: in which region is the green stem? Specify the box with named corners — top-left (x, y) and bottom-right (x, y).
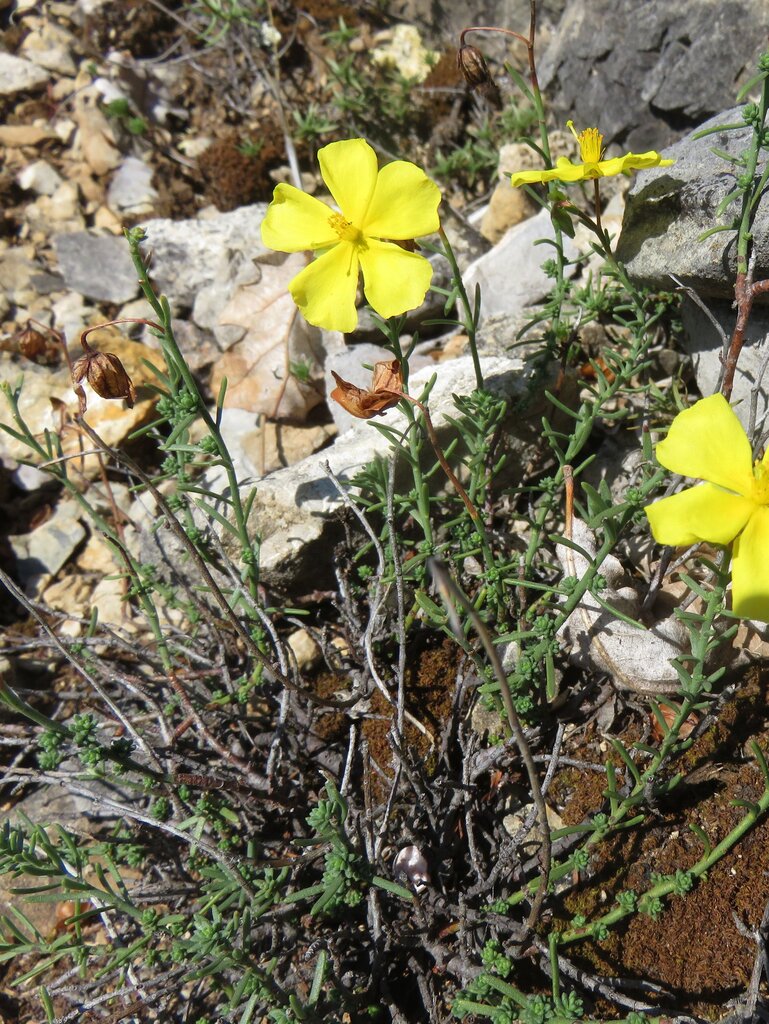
top-left (125, 230), bottom-right (261, 603)
top-left (437, 226), bottom-right (484, 391)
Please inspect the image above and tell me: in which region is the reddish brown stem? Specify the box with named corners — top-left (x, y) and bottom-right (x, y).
top-left (80, 317), bottom-right (164, 353)
top-left (563, 464), bottom-right (574, 540)
top-left (460, 2), bottom-right (539, 94)
top-left (721, 273), bottom-right (753, 401)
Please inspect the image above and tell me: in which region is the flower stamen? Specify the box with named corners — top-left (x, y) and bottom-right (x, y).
top-left (329, 212), bottom-right (366, 247)
top-left (567, 120), bottom-right (603, 163)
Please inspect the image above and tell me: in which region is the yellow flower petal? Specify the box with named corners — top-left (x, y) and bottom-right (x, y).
top-left (645, 483), bottom-right (754, 546)
top-left (363, 160), bottom-right (441, 239)
top-left (318, 138), bottom-right (378, 228)
top-left (732, 506), bottom-right (769, 621)
top-left (510, 151), bottom-right (674, 187)
top-left (510, 159), bottom-right (580, 187)
top-left (288, 243), bottom-right (360, 333)
top-left (261, 183), bottom-right (338, 252)
top-left (619, 151), bottom-right (675, 171)
top-left (655, 394), bottom-right (757, 497)
top-left (359, 239), bottom-right (433, 319)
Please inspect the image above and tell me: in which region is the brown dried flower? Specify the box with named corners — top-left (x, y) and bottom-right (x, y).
top-left (330, 359), bottom-right (403, 419)
top-left (456, 44), bottom-right (501, 108)
top-left (72, 348), bottom-right (136, 415)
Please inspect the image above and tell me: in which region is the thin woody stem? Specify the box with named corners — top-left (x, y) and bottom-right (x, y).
top-left (459, 25), bottom-right (528, 49)
top-left (79, 317), bottom-right (163, 352)
top-left (721, 272), bottom-right (753, 400)
top-left (387, 389), bottom-right (481, 526)
top-left (429, 559), bottom-right (551, 934)
top-left (459, 1), bottom-right (539, 95)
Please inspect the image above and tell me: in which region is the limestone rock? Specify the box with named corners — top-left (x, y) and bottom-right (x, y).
top-left (107, 156), bottom-right (159, 217)
top-left (479, 179), bottom-right (538, 243)
top-left (0, 123), bottom-right (58, 147)
top-left (53, 231), bottom-right (139, 303)
top-left (463, 208), bottom-right (579, 320)
top-left (540, 0), bottom-right (769, 152)
top-left (616, 107), bottom-right (769, 300)
top-left (17, 159), bottom-right (64, 196)
top-left (210, 254), bottom-right (326, 420)
top-left (20, 19), bottom-right (78, 77)
top-left (140, 205), bottom-right (269, 312)
top-left (679, 297), bottom-right (769, 433)
top-left (73, 100), bottom-right (121, 176)
top-left (8, 501), bottom-right (86, 596)
top-left (0, 52), bottom-right (50, 96)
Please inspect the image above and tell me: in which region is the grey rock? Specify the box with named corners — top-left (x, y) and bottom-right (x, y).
top-left (540, 0), bottom-right (769, 152)
top-left (0, 51), bottom-right (49, 96)
top-left (53, 232), bottom-right (140, 303)
top-left (616, 107), bottom-right (768, 299)
top-left (9, 501), bottom-right (85, 595)
top-left (107, 156), bottom-right (159, 215)
top-left (30, 271), bottom-right (65, 295)
top-left (680, 297), bottom-right (769, 433)
top-left (463, 208), bottom-right (578, 321)
top-left (140, 204), bottom-right (269, 311)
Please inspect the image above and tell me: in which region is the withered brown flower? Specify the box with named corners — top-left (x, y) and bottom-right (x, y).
top-left (330, 359), bottom-right (404, 419)
top-left (72, 348), bottom-right (136, 415)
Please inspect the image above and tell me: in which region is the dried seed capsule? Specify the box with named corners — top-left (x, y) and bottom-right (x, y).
top-left (456, 44), bottom-right (501, 106)
top-left (72, 350), bottom-right (137, 410)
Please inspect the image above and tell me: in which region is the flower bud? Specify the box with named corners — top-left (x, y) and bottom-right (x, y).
top-left (456, 44), bottom-right (501, 106)
top-left (72, 350), bottom-right (136, 411)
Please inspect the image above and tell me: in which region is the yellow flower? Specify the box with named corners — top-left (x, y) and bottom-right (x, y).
top-left (261, 138), bottom-right (441, 333)
top-left (645, 393), bottom-right (769, 621)
top-left (510, 120), bottom-right (675, 187)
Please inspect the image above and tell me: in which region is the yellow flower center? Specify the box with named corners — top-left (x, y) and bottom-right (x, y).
top-left (567, 120), bottom-right (603, 164)
top-left (329, 212), bottom-right (367, 248)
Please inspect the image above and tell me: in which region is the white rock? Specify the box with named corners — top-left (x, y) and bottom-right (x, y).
top-left (20, 21), bottom-right (78, 77)
top-left (11, 464), bottom-right (50, 491)
top-left (463, 208), bottom-right (579, 321)
top-left (17, 159), bottom-right (64, 196)
top-left (0, 52), bottom-right (49, 96)
top-left (54, 117), bottom-right (77, 144)
top-left (107, 156), bottom-right (158, 216)
top-left (141, 204), bottom-right (269, 310)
